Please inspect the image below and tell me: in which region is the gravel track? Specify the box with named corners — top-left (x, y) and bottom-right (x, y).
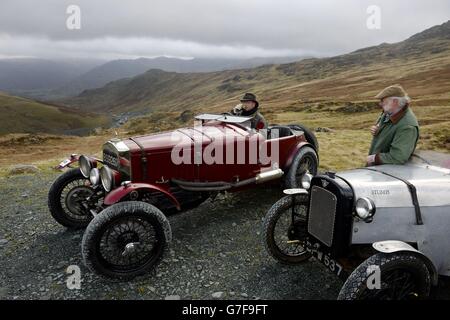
top-left (0, 172), bottom-right (449, 300)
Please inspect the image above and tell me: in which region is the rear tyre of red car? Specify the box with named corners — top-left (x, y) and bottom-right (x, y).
top-left (262, 195), bottom-right (311, 265)
top-left (284, 146), bottom-right (318, 189)
top-left (48, 168), bottom-right (95, 229)
top-left (81, 201), bottom-right (172, 280)
top-left (287, 124), bottom-right (319, 153)
top-left (338, 252), bottom-right (431, 300)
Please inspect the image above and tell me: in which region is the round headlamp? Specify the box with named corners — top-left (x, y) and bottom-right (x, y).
top-left (100, 166), bottom-right (114, 192)
top-left (89, 168), bottom-right (100, 186)
top-left (79, 155), bottom-right (95, 178)
top-left (355, 197), bottom-right (376, 221)
top-left (301, 173), bottom-right (313, 190)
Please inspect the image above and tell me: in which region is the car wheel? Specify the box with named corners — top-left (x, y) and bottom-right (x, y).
top-left (48, 168), bottom-right (98, 229)
top-left (262, 195), bottom-right (311, 265)
top-left (287, 123), bottom-right (319, 153)
top-left (338, 252), bottom-right (431, 300)
top-left (82, 201), bottom-right (172, 280)
top-left (284, 146), bottom-right (318, 189)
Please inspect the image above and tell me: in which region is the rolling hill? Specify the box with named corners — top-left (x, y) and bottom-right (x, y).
top-left (53, 56), bottom-right (307, 98)
top-left (63, 20), bottom-right (450, 115)
top-left (0, 92), bottom-right (110, 135)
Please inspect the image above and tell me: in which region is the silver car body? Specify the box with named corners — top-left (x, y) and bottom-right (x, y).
top-left (337, 156), bottom-right (450, 276)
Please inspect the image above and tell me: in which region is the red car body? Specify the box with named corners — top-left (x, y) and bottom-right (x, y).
top-left (50, 114), bottom-right (319, 279)
top-left (59, 115), bottom-right (317, 214)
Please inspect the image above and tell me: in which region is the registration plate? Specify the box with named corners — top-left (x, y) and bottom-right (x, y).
top-left (306, 239), bottom-right (344, 277)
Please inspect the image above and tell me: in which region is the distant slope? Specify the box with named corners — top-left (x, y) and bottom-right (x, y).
top-left (0, 92), bottom-right (109, 135)
top-left (53, 56), bottom-right (307, 97)
top-left (0, 58), bottom-right (103, 92)
top-left (63, 20), bottom-right (450, 114)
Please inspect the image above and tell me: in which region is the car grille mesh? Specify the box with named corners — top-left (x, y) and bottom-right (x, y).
top-left (308, 186), bottom-right (337, 247)
top-left (103, 151), bottom-right (119, 170)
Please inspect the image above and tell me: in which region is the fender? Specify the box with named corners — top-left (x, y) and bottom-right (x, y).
top-left (372, 240), bottom-right (439, 286)
top-left (55, 154), bottom-right (103, 170)
top-left (284, 141), bottom-right (315, 170)
top-left (104, 182), bottom-right (181, 210)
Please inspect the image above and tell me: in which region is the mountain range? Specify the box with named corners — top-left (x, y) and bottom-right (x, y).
top-left (0, 56), bottom-right (307, 100)
top-left (1, 20), bottom-right (449, 136)
top-left (63, 20), bottom-right (450, 115)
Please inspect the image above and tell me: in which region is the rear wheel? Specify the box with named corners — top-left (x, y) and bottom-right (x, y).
top-left (48, 168), bottom-right (99, 229)
top-left (82, 201), bottom-right (172, 280)
top-left (284, 146), bottom-right (318, 189)
top-left (263, 195), bottom-right (311, 264)
top-left (338, 252), bottom-right (431, 300)
top-left (287, 123), bottom-right (319, 153)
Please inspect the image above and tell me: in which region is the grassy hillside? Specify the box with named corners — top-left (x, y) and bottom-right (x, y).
top-left (64, 20), bottom-right (450, 115)
top-left (0, 92), bottom-right (110, 135)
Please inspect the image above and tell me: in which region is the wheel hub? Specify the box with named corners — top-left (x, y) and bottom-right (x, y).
top-left (66, 186), bottom-right (94, 214)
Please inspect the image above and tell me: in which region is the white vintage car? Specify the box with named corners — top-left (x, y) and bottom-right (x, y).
top-left (263, 151), bottom-right (450, 300)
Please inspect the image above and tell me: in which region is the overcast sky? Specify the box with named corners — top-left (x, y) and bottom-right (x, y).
top-left (0, 0), bottom-right (449, 60)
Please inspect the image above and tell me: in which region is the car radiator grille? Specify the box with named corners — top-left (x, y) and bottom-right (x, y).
top-left (307, 186), bottom-right (338, 247)
top-left (103, 151), bottom-right (119, 170)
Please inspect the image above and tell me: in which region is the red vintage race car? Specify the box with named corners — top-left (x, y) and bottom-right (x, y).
top-left (48, 113), bottom-right (319, 279)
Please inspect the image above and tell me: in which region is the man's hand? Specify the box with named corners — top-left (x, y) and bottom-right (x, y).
top-left (232, 103), bottom-right (243, 115)
top-left (370, 124), bottom-right (380, 136)
top-left (367, 154), bottom-right (376, 166)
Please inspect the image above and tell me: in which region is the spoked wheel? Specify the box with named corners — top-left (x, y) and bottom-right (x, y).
top-left (285, 146), bottom-right (318, 188)
top-left (338, 252), bottom-right (431, 300)
top-left (263, 195), bottom-right (311, 264)
top-left (48, 168), bottom-right (103, 228)
top-left (82, 201), bottom-right (172, 280)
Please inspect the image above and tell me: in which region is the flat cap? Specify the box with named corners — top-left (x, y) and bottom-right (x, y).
top-left (375, 84), bottom-right (408, 100)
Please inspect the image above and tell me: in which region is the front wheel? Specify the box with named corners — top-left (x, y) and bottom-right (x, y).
top-left (338, 252), bottom-right (431, 300)
top-left (284, 146), bottom-right (318, 189)
top-left (262, 195), bottom-right (311, 265)
top-left (82, 201), bottom-right (172, 280)
top-left (48, 168), bottom-right (100, 229)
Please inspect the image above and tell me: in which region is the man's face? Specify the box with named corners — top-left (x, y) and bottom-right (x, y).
top-left (242, 100), bottom-right (256, 111)
top-left (379, 97), bottom-right (399, 114)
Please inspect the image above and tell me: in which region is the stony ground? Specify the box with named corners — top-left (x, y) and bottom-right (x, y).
top-left (0, 172), bottom-right (449, 300)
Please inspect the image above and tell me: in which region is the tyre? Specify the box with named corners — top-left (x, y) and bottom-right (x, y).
top-left (284, 146), bottom-right (318, 189)
top-left (338, 252), bottom-right (431, 300)
top-left (82, 201), bottom-right (172, 280)
top-left (48, 168), bottom-right (97, 229)
top-left (262, 195), bottom-right (311, 265)
top-left (287, 123), bottom-right (319, 153)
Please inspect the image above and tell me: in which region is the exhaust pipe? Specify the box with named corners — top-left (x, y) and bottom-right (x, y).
top-left (255, 168), bottom-right (284, 184)
top-left (173, 168), bottom-right (284, 191)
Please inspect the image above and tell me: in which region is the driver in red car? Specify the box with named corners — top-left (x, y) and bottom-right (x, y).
top-left (231, 92), bottom-right (268, 130)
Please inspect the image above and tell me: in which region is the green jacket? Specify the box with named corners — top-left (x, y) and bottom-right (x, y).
top-left (369, 106), bottom-right (419, 165)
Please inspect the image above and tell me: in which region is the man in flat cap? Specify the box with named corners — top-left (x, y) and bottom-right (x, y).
top-left (231, 92), bottom-right (268, 130)
top-left (367, 84), bottom-right (419, 166)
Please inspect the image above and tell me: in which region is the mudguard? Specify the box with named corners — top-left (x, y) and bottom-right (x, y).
top-left (103, 182), bottom-right (181, 210)
top-left (372, 240), bottom-right (439, 286)
top-left (284, 142), bottom-right (314, 170)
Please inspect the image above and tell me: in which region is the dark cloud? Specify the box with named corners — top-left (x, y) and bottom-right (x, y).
top-left (0, 0), bottom-right (449, 59)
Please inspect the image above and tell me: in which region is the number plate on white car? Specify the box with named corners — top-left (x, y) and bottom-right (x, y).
top-left (306, 239), bottom-right (344, 277)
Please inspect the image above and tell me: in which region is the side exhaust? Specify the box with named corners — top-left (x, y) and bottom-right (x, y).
top-left (173, 168), bottom-right (284, 191)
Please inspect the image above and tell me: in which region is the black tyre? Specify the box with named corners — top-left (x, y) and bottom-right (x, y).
top-left (284, 146), bottom-right (318, 189)
top-left (82, 201), bottom-right (172, 280)
top-left (48, 168), bottom-right (96, 229)
top-left (338, 252), bottom-right (431, 300)
top-left (263, 195), bottom-right (311, 265)
top-left (287, 123), bottom-right (319, 153)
